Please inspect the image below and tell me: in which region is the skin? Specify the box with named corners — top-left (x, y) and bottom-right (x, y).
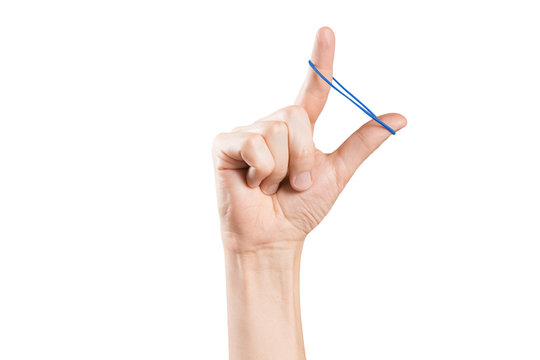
top-left (212, 27), bottom-right (407, 360)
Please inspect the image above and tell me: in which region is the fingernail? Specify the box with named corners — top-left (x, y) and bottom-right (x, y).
top-left (293, 171), bottom-right (312, 190)
top-left (262, 183), bottom-right (279, 195)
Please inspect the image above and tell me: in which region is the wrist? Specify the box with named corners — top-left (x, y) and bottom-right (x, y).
top-left (224, 242), bottom-right (305, 359)
top-left (224, 244), bottom-right (303, 304)
top-left (224, 241), bottom-right (303, 272)
top-left (221, 226), bottom-right (306, 257)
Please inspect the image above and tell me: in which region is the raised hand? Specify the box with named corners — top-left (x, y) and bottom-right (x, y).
top-left (212, 27), bottom-right (407, 253)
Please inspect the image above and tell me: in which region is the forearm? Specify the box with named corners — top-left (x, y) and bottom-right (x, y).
top-left (224, 242), bottom-right (305, 360)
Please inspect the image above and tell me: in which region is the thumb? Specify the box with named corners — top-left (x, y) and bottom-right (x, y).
top-left (331, 113), bottom-right (407, 187)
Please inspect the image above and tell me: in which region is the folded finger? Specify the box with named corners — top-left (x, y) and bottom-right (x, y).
top-left (212, 131), bottom-right (275, 188)
top-left (246, 121), bottom-right (289, 195)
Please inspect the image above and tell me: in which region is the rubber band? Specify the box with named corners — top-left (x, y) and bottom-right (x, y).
top-left (308, 60), bottom-right (396, 135)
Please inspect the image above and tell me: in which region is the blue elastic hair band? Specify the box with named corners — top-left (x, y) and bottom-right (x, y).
top-left (308, 60), bottom-right (396, 135)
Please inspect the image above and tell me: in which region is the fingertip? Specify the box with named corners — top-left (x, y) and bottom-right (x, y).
top-left (317, 26), bottom-right (335, 46)
top-left (246, 167), bottom-right (263, 189)
top-left (261, 183), bottom-right (279, 195)
top-left (379, 113), bottom-right (407, 133)
top-left (291, 171), bottom-right (312, 192)
top-left (312, 27), bottom-right (335, 69)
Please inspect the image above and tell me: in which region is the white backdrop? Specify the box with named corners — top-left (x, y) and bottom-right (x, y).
top-left (1, 0), bottom-right (539, 359)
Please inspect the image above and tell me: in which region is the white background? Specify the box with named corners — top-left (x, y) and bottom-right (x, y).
top-left (1, 0), bottom-right (539, 359)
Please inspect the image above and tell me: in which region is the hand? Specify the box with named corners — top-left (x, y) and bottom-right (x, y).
top-left (212, 27), bottom-right (407, 253)
top-left (213, 27), bottom-right (407, 360)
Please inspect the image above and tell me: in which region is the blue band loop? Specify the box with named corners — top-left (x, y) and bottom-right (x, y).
top-left (308, 60), bottom-right (396, 135)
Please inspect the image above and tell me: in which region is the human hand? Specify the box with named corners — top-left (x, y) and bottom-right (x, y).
top-left (212, 27), bottom-right (407, 254)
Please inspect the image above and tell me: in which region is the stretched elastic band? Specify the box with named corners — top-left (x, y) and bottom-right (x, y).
top-left (308, 60), bottom-right (396, 135)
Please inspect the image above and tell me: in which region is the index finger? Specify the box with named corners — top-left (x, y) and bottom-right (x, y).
top-left (294, 26), bottom-right (335, 128)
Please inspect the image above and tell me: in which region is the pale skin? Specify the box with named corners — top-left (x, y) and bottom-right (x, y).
top-left (212, 27), bottom-right (407, 359)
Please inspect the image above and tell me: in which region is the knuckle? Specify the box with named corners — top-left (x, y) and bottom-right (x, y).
top-left (244, 133), bottom-right (263, 150)
top-left (284, 105), bottom-right (309, 122)
top-left (231, 125), bottom-right (246, 133)
top-left (292, 146), bottom-right (314, 163)
top-left (211, 132), bottom-right (227, 151)
top-left (354, 131), bottom-right (375, 154)
top-left (264, 121), bottom-right (288, 137)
